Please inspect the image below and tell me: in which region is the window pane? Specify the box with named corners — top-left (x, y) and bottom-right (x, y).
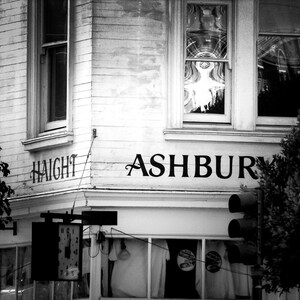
top-left (165, 239), bottom-right (201, 298)
top-left (259, 0), bottom-right (300, 34)
top-left (54, 281), bottom-right (71, 300)
top-left (48, 45), bottom-right (67, 122)
top-left (205, 240), bottom-right (251, 299)
top-left (186, 4), bottom-right (227, 59)
top-left (17, 246), bottom-right (33, 300)
top-left (0, 248), bottom-right (16, 299)
top-left (150, 240), bottom-right (169, 298)
top-left (35, 281), bottom-right (52, 300)
top-left (107, 238), bottom-right (148, 298)
top-left (43, 0), bottom-right (68, 43)
top-left (73, 239), bottom-right (91, 299)
top-left (184, 61), bottom-right (225, 114)
top-left (258, 36), bottom-right (300, 117)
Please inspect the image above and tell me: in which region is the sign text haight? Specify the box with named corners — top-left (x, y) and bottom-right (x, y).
top-left (31, 154), bottom-right (77, 183)
top-left (125, 154), bottom-right (267, 179)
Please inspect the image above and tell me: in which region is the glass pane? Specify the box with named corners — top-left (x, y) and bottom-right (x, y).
top-left (35, 281), bottom-right (52, 300)
top-left (150, 240), bottom-right (170, 298)
top-left (184, 61), bottom-right (225, 114)
top-left (186, 4), bottom-right (227, 59)
top-left (73, 239), bottom-right (91, 299)
top-left (54, 281), bottom-right (71, 300)
top-left (0, 248), bottom-right (16, 299)
top-left (165, 239), bottom-right (201, 298)
top-left (259, 0), bottom-right (300, 34)
top-left (43, 0), bottom-right (68, 43)
top-left (205, 240), bottom-right (252, 299)
top-left (48, 45), bottom-right (67, 122)
top-left (258, 36), bottom-right (300, 117)
top-left (17, 246), bottom-right (33, 300)
top-left (106, 238), bottom-right (148, 298)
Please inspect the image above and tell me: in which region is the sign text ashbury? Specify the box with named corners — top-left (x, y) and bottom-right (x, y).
top-left (125, 154), bottom-right (266, 179)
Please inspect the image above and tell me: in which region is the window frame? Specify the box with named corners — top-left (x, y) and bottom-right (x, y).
top-left (101, 235), bottom-right (252, 300)
top-left (0, 244), bottom-right (33, 300)
top-left (167, 0), bottom-right (233, 129)
top-left (25, 0), bottom-right (73, 151)
top-left (166, 0), bottom-right (297, 142)
top-left (256, 1), bottom-right (300, 126)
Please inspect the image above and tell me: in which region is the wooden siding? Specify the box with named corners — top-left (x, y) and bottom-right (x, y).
top-left (0, 0), bottom-right (95, 199)
top-left (0, 0), bottom-right (283, 202)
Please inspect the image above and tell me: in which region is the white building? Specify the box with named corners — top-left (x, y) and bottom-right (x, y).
top-left (0, 0), bottom-right (299, 299)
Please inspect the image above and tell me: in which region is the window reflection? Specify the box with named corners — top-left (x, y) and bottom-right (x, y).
top-left (258, 0), bottom-right (300, 118)
top-left (258, 36), bottom-right (300, 117)
top-left (184, 61), bottom-right (225, 114)
top-left (0, 248), bottom-right (16, 298)
top-left (185, 4), bottom-right (227, 114)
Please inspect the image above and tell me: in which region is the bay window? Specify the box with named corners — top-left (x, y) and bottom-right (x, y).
top-left (167, 0), bottom-right (299, 140)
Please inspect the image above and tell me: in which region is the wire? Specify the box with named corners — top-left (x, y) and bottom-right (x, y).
top-left (110, 227), bottom-right (251, 277)
top-left (71, 133), bottom-right (97, 214)
top-left (0, 262), bottom-right (31, 279)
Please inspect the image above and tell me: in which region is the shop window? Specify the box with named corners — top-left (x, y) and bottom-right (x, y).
top-left (257, 0), bottom-right (300, 125)
top-left (25, 0), bottom-right (73, 151)
top-left (101, 238), bottom-right (252, 299)
top-left (0, 245), bottom-right (33, 300)
top-left (168, 0), bottom-right (232, 129)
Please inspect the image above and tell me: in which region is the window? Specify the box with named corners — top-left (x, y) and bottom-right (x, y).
top-left (257, 0), bottom-right (300, 125)
top-left (166, 0), bottom-right (298, 142)
top-left (25, 0), bottom-right (73, 151)
top-left (184, 2), bottom-right (232, 123)
top-left (167, 0), bottom-right (232, 129)
top-left (0, 245), bottom-right (33, 300)
top-left (101, 238), bottom-right (252, 299)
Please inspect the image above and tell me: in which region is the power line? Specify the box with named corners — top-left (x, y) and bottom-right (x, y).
top-left (71, 131), bottom-right (97, 214)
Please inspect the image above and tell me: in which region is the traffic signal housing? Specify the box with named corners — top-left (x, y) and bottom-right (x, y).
top-left (227, 189), bottom-right (262, 265)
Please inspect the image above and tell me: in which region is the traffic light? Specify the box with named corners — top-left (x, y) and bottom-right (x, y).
top-left (227, 189), bottom-right (262, 265)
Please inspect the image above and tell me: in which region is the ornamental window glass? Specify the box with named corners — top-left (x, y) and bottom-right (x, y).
top-left (183, 1), bottom-right (232, 124)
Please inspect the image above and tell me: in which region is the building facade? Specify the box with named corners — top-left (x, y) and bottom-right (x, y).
top-left (0, 0), bottom-right (299, 299)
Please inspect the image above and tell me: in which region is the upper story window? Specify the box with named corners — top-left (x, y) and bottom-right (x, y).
top-left (166, 0), bottom-right (298, 141)
top-left (25, 0), bottom-right (73, 151)
top-left (167, 0), bottom-right (234, 132)
top-left (184, 2), bottom-right (232, 124)
top-left (257, 0), bottom-right (300, 125)
top-left (41, 0), bottom-right (68, 131)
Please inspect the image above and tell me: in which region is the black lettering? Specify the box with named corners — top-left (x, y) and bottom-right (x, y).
top-left (53, 157), bottom-right (61, 180)
top-left (61, 156), bottom-right (69, 179)
top-left (70, 154), bottom-right (77, 177)
top-left (125, 154), bottom-right (149, 176)
top-left (169, 155), bottom-right (189, 177)
top-left (41, 160), bottom-right (48, 182)
top-left (149, 154), bottom-right (165, 177)
top-left (238, 156), bottom-right (257, 179)
top-left (216, 156), bottom-right (233, 179)
top-left (194, 156), bottom-right (212, 177)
